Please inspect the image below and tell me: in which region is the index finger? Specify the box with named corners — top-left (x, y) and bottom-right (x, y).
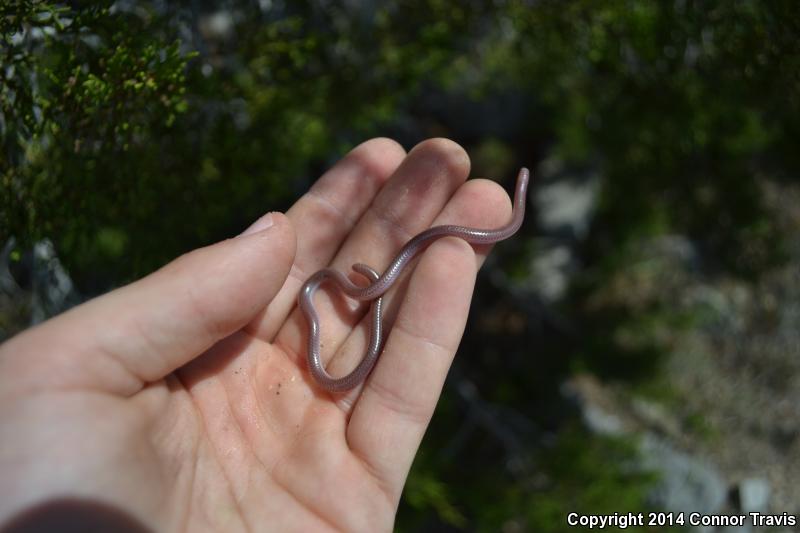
top-left (245, 138), bottom-right (407, 341)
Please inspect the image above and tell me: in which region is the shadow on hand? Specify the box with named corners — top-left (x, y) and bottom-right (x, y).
top-left (1, 498), bottom-right (152, 533)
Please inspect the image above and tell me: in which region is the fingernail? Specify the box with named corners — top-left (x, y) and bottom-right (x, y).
top-left (240, 213), bottom-right (275, 236)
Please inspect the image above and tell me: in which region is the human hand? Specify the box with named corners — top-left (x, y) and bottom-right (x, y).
top-left (0, 138), bottom-right (514, 532)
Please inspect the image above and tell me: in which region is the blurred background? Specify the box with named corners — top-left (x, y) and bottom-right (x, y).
top-left (2, 1), bottom-right (799, 531)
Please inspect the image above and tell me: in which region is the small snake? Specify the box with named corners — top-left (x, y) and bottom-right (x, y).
top-left (299, 167), bottom-right (530, 392)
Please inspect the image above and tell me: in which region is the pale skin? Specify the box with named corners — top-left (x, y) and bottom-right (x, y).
top-left (0, 138), bottom-right (513, 532)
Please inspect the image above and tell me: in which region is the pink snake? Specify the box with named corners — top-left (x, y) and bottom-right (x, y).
top-left (299, 168), bottom-right (530, 392)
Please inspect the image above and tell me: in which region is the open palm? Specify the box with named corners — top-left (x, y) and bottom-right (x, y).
top-left (0, 138), bottom-right (514, 532)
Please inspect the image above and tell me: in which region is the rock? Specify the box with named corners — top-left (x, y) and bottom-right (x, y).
top-left (535, 172), bottom-right (599, 240)
top-left (530, 243), bottom-right (575, 302)
top-left (563, 374), bottom-right (737, 532)
top-left (524, 160), bottom-right (600, 302)
top-left (734, 477), bottom-right (771, 513)
top-left (199, 11), bottom-right (235, 40)
top-left (29, 239), bottom-right (80, 324)
top-left (1, 238), bottom-right (80, 331)
top-left (561, 375), bottom-right (627, 436)
top-left (640, 434), bottom-right (728, 518)
top-left (630, 398), bottom-right (683, 439)
top-left (582, 403), bottom-right (626, 436)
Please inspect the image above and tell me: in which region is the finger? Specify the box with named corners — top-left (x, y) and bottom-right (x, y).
top-left (0, 213), bottom-right (296, 396)
top-left (323, 178), bottom-right (506, 407)
top-left (275, 138), bottom-right (471, 375)
top-left (246, 138), bottom-right (406, 341)
top-left (345, 179), bottom-right (513, 503)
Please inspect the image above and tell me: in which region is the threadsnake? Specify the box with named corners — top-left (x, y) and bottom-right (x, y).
top-left (299, 167), bottom-right (530, 392)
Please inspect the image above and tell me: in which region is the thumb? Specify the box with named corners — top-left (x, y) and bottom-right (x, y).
top-left (1, 212), bottom-right (296, 395)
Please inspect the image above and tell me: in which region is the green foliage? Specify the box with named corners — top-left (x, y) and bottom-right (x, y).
top-left (522, 426), bottom-right (665, 533)
top-left (399, 424), bottom-right (674, 533)
top-left (2, 2), bottom-right (193, 281)
top-left (477, 0), bottom-right (798, 277)
top-left (9, 1), bottom-right (793, 282)
top-left (2, 1), bottom-right (496, 284)
top-left (404, 462), bottom-right (467, 529)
